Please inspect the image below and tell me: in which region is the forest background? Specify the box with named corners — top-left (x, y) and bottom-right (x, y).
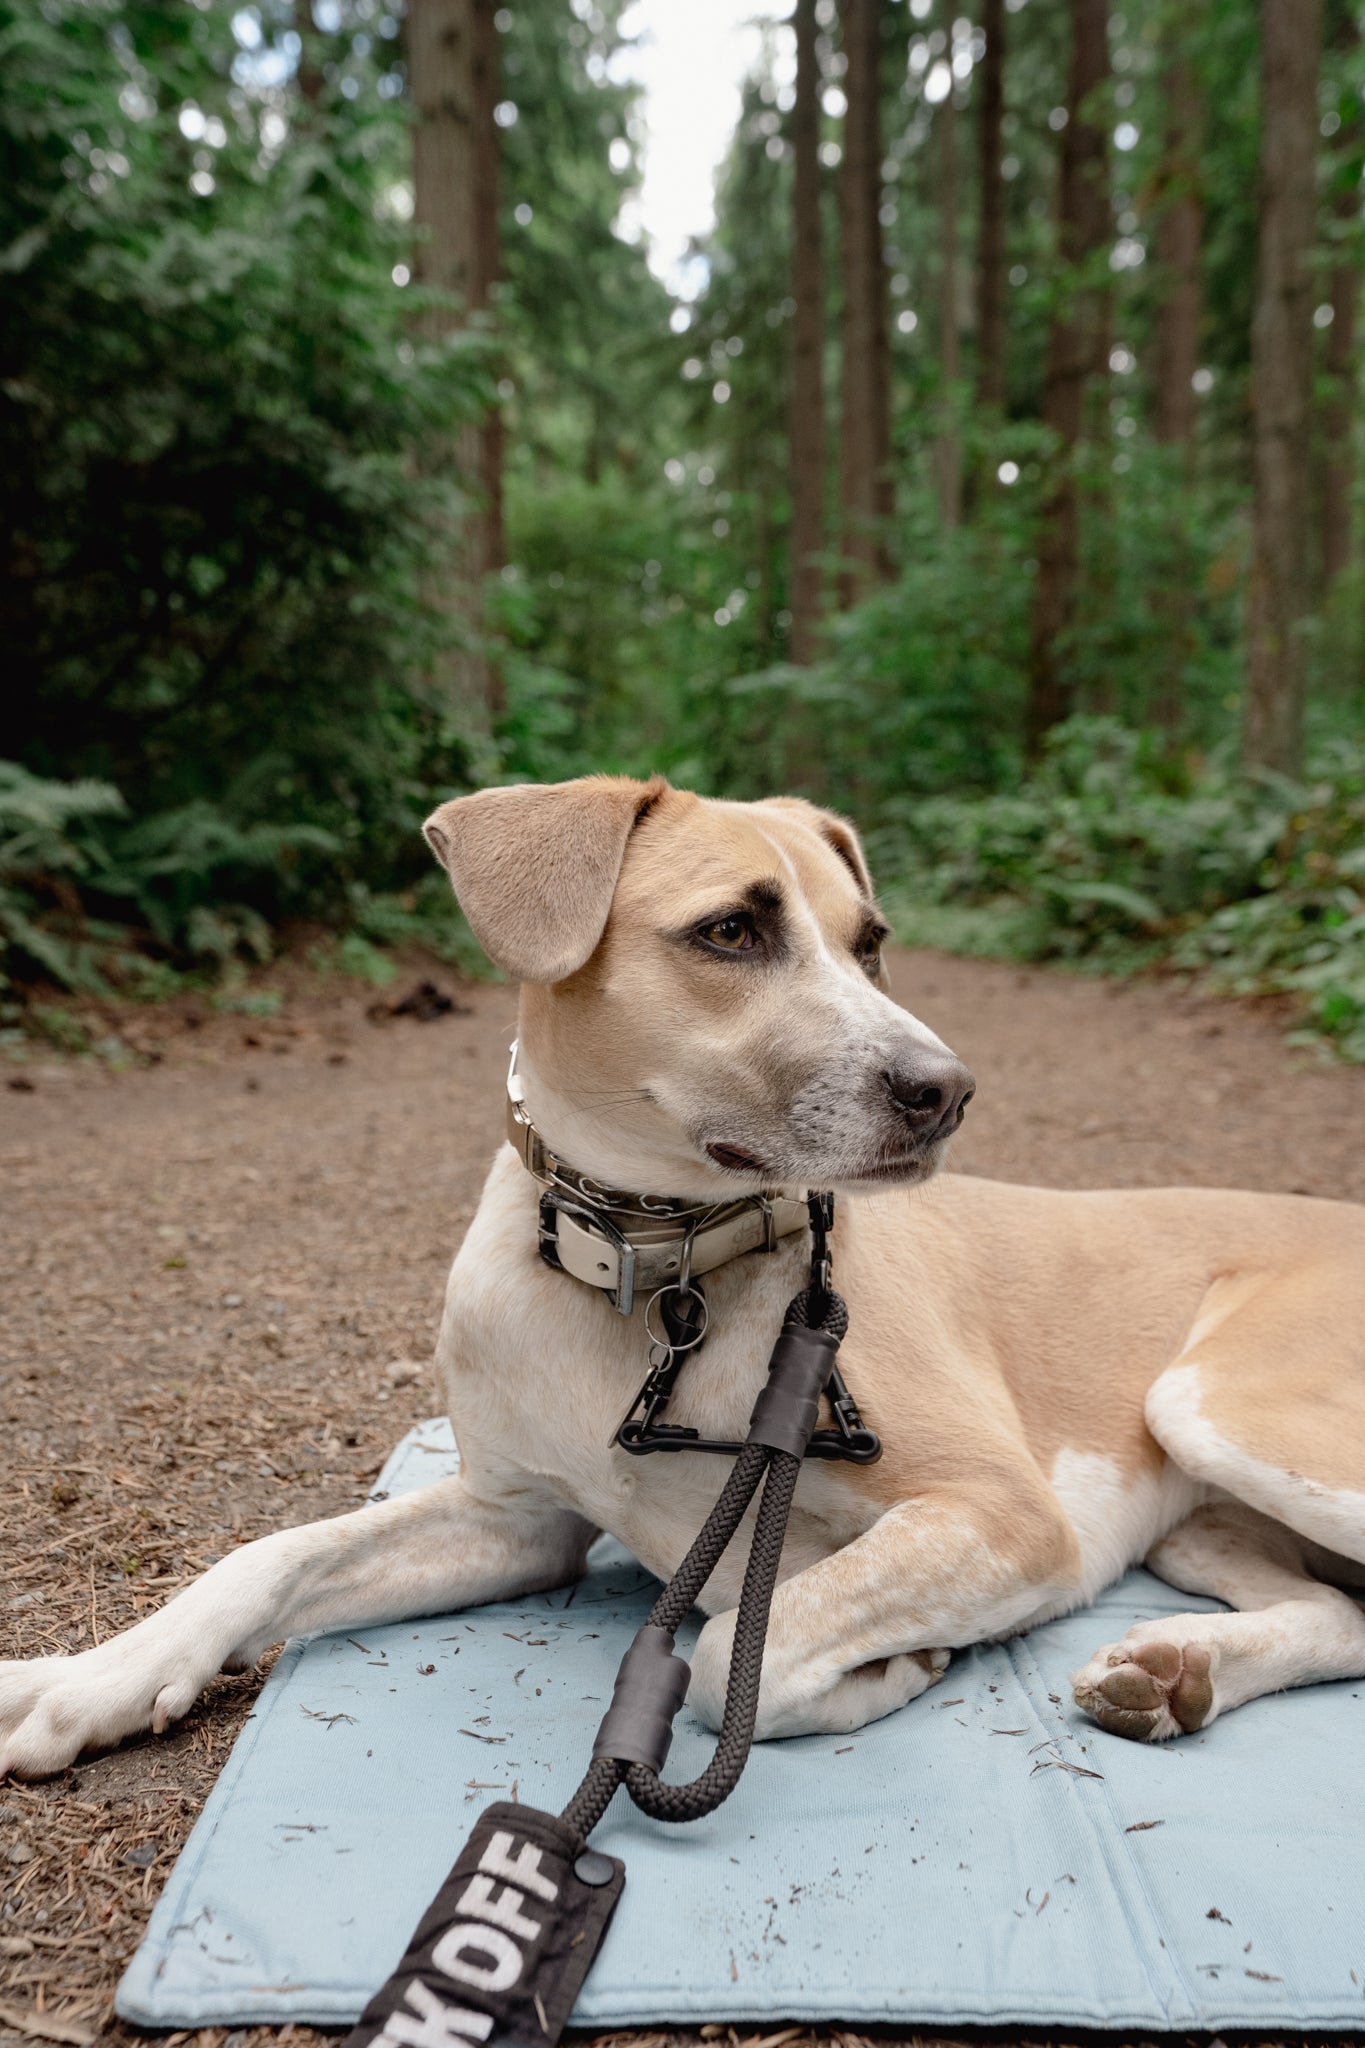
top-left (3, 0), bottom-right (1365, 1061)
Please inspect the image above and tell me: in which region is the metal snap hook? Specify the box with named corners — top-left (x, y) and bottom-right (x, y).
top-left (642, 1284), bottom-right (709, 1355)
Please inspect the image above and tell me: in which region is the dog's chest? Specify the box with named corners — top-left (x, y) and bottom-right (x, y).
top-left (435, 1149), bottom-right (884, 1602)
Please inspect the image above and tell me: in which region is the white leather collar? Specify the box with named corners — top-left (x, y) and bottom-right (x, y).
top-left (505, 1041), bottom-right (807, 1315)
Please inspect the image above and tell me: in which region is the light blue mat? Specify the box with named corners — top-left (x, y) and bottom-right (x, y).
top-left (118, 1420), bottom-right (1365, 2032)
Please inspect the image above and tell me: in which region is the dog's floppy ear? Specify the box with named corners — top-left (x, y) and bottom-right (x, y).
top-left (423, 775), bottom-right (668, 983)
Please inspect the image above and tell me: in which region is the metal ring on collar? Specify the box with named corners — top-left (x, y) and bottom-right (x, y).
top-left (642, 1285), bottom-right (709, 1355)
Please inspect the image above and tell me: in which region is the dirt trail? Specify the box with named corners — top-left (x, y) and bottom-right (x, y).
top-left (2, 949), bottom-right (1364, 2048)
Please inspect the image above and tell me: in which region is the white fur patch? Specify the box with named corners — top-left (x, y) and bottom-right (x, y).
top-left (1032, 1446), bottom-right (1206, 1619)
top-left (1146, 1366), bottom-right (1365, 1567)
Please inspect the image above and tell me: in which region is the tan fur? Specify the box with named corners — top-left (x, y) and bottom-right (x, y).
top-left (424, 774), bottom-right (666, 984)
top-left (3, 775), bottom-right (1364, 1776)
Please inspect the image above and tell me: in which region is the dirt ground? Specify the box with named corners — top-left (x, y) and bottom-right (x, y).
top-left (3, 948), bottom-right (1364, 2048)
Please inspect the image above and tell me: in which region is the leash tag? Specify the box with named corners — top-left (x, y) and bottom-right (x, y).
top-left (341, 1803), bottom-right (624, 2048)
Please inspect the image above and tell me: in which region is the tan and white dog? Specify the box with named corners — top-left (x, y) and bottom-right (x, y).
top-left (4, 774), bottom-right (1365, 1778)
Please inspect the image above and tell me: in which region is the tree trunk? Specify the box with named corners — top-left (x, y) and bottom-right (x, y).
top-left (296, 0), bottom-right (324, 106)
top-left (839, 0), bottom-right (892, 600)
top-left (408, 0), bottom-right (503, 726)
top-left (1024, 0), bottom-right (1110, 755)
top-left (789, 0), bottom-right (826, 664)
top-left (471, 0), bottom-right (503, 600)
top-left (1244, 0), bottom-right (1322, 775)
top-left (1321, 4), bottom-right (1361, 590)
top-left (1152, 57), bottom-right (1203, 449)
top-left (975, 0), bottom-right (1006, 414)
top-left (1322, 229), bottom-right (1359, 588)
top-left (935, 83), bottom-right (962, 529)
top-left (1150, 49), bottom-right (1203, 734)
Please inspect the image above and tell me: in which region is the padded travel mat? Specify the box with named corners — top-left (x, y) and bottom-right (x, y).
top-left (118, 1418), bottom-right (1365, 2031)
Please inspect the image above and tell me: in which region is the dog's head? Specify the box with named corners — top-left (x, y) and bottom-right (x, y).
top-left (424, 775), bottom-right (973, 1200)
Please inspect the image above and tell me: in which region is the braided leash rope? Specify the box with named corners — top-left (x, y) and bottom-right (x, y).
top-left (343, 1198), bottom-right (868, 2048)
top-left (562, 1276), bottom-right (847, 1836)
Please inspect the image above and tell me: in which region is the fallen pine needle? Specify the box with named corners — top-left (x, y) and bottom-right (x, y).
top-left (0, 2002), bottom-right (97, 2047)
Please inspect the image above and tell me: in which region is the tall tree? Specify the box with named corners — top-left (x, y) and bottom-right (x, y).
top-left (1024, 0), bottom-right (1110, 753)
top-left (1148, 39), bottom-right (1203, 734)
top-left (789, 0), bottom-right (826, 663)
top-left (408, 0), bottom-right (503, 725)
top-left (839, 0), bottom-right (892, 598)
top-left (975, 0), bottom-right (1006, 416)
top-left (1243, 0), bottom-right (1322, 774)
top-left (295, 0), bottom-right (324, 107)
top-left (935, 75), bottom-right (962, 528)
top-left (1321, 1), bottom-right (1362, 590)
top-left (1152, 52), bottom-right (1203, 450)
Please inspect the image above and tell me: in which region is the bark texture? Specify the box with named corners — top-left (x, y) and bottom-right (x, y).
top-left (1149, 49), bottom-right (1203, 735)
top-left (839, 0), bottom-right (892, 598)
top-left (409, 0), bottom-right (503, 724)
top-left (1153, 56), bottom-right (1203, 449)
top-left (295, 0), bottom-right (324, 106)
top-left (1024, 0), bottom-right (1110, 754)
top-left (936, 86), bottom-right (962, 529)
top-left (789, 0), bottom-right (826, 664)
top-left (975, 0), bottom-right (1006, 414)
top-left (1322, 223), bottom-right (1360, 588)
top-left (1244, 0), bottom-right (1322, 774)
top-left (1322, 3), bottom-right (1361, 590)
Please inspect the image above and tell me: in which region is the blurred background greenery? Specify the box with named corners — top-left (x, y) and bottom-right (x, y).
top-left (3, 0), bottom-right (1364, 1058)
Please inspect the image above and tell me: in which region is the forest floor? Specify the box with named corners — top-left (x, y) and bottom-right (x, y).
top-left (3, 947), bottom-right (1365, 2048)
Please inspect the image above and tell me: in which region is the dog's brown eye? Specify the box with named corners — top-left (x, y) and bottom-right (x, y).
top-left (702, 915), bottom-right (754, 952)
top-left (857, 930), bottom-right (885, 974)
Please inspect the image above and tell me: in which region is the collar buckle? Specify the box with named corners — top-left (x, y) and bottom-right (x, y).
top-left (538, 1189), bottom-right (639, 1316)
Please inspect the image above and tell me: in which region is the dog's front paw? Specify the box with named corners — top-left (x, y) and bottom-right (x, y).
top-left (0, 1640), bottom-right (210, 1779)
top-left (1072, 1637), bottom-right (1216, 1742)
top-left (688, 1614), bottom-right (951, 1741)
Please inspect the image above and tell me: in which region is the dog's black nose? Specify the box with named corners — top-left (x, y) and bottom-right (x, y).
top-left (884, 1054), bottom-right (975, 1139)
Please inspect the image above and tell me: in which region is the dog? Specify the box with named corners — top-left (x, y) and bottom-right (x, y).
top-left (3, 773), bottom-right (1365, 1778)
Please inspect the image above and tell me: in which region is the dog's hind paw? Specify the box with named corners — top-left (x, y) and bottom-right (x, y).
top-left (1071, 1637), bottom-right (1215, 1742)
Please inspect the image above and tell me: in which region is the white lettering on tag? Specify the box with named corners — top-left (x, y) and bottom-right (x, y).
top-left (479, 1830), bottom-right (559, 1904)
top-left (379, 1979), bottom-right (493, 2048)
top-left (456, 1873), bottom-right (543, 1944)
top-left (431, 1921), bottom-right (523, 1993)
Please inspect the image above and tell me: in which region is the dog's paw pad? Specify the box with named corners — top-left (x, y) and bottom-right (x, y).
top-left (1073, 1639), bottom-right (1214, 1741)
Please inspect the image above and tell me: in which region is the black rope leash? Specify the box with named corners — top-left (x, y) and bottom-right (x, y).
top-left (342, 1197), bottom-right (868, 2048)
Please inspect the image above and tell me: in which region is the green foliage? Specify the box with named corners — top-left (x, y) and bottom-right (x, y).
top-left (5, 0), bottom-right (1364, 1075)
top-left (0, 757), bottom-right (342, 995)
top-left (0, 761), bottom-right (129, 994)
top-left (1174, 741), bottom-right (1365, 1060)
top-left (3, 0), bottom-right (482, 912)
top-left (878, 719), bottom-right (1365, 1058)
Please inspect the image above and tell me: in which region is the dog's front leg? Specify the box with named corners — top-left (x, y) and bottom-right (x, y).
top-left (689, 1488), bottom-right (1081, 1740)
top-left (0, 1477), bottom-right (593, 1779)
